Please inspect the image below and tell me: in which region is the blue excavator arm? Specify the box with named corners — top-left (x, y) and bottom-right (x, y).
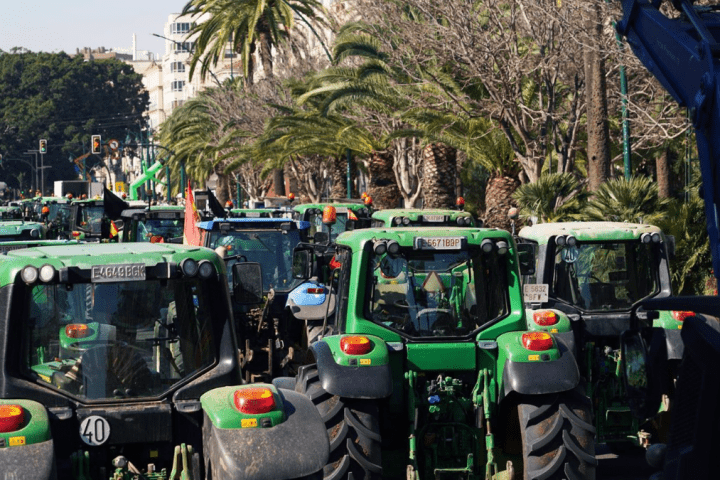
top-left (617, 0), bottom-right (720, 284)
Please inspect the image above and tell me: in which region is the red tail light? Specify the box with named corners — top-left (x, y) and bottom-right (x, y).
top-left (522, 332), bottom-right (553, 351)
top-left (0, 405), bottom-right (24, 433)
top-left (533, 310), bottom-right (558, 326)
top-left (340, 336), bottom-right (372, 355)
top-left (65, 324), bottom-right (91, 339)
top-left (322, 206), bottom-right (337, 225)
top-left (672, 311), bottom-right (694, 321)
top-left (72, 231), bottom-right (81, 237)
top-left (307, 287), bottom-right (324, 294)
top-left (233, 387), bottom-right (276, 414)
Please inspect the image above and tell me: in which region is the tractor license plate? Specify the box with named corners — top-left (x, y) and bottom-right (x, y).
top-left (523, 284), bottom-right (549, 303)
top-left (335, 207), bottom-right (348, 213)
top-left (91, 263), bottom-right (146, 283)
top-left (415, 237), bottom-right (463, 250)
top-left (423, 215), bottom-right (445, 222)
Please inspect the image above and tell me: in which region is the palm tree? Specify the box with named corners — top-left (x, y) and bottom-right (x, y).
top-left (583, 176), bottom-right (670, 224)
top-left (512, 173), bottom-right (589, 224)
top-left (181, 0), bottom-right (327, 84)
top-left (181, 0), bottom-right (328, 196)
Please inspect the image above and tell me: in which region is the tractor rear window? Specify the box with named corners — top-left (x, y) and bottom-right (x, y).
top-left (21, 278), bottom-right (218, 401)
top-left (135, 218), bottom-right (184, 243)
top-left (367, 248), bottom-right (509, 337)
top-left (208, 230), bottom-right (303, 292)
top-left (552, 241), bottom-right (660, 311)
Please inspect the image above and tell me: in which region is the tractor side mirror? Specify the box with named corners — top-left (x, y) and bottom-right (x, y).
top-left (620, 329), bottom-right (662, 419)
top-left (292, 249), bottom-right (313, 279)
top-left (313, 231), bottom-right (329, 244)
top-left (665, 235), bottom-right (676, 259)
top-left (516, 243), bottom-right (536, 276)
top-left (232, 262), bottom-right (263, 304)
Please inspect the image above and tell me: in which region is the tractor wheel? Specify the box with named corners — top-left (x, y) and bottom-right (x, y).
top-left (519, 388), bottom-right (597, 480)
top-left (296, 365), bottom-right (382, 480)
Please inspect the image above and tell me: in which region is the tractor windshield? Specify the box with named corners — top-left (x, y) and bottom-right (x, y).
top-left (308, 212), bottom-right (351, 241)
top-left (367, 247), bottom-right (509, 337)
top-left (207, 229), bottom-right (303, 292)
top-left (552, 241), bottom-right (660, 311)
top-left (135, 218), bottom-right (184, 243)
top-left (21, 278), bottom-right (219, 401)
top-left (78, 205), bottom-right (105, 235)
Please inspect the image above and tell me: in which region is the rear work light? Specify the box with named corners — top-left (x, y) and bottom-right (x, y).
top-left (533, 310), bottom-right (559, 326)
top-left (65, 324), bottom-right (91, 339)
top-left (0, 405), bottom-right (24, 433)
top-left (522, 332), bottom-right (554, 351)
top-left (672, 311), bottom-right (694, 321)
top-left (234, 387), bottom-right (276, 415)
top-left (340, 336), bottom-right (373, 355)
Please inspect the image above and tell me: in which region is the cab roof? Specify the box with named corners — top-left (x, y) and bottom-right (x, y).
top-left (371, 208), bottom-right (474, 224)
top-left (518, 221), bottom-right (662, 244)
top-left (294, 202), bottom-right (370, 214)
top-left (0, 243), bottom-right (222, 287)
top-left (197, 217), bottom-right (310, 231)
top-left (335, 226), bottom-right (511, 250)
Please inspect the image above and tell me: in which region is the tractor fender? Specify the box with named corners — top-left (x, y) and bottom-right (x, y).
top-left (0, 439), bottom-right (56, 480)
top-left (500, 336), bottom-right (579, 398)
top-left (0, 399), bottom-right (55, 480)
top-left (202, 388), bottom-right (329, 480)
top-left (311, 338), bottom-right (393, 399)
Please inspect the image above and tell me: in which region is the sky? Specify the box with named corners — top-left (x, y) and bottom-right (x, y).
top-left (2, 1), bottom-right (189, 58)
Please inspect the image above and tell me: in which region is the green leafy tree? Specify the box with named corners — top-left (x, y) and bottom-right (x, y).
top-left (583, 176), bottom-right (670, 224)
top-left (513, 173), bottom-right (589, 223)
top-left (0, 50), bottom-right (148, 192)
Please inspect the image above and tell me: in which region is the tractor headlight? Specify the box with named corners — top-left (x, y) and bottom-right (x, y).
top-left (21, 266), bottom-right (39, 284)
top-left (39, 264), bottom-right (56, 282)
top-left (181, 258), bottom-right (199, 277)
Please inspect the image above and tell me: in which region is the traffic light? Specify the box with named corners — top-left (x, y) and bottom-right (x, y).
top-left (91, 135), bottom-right (102, 155)
top-left (39, 139), bottom-right (47, 154)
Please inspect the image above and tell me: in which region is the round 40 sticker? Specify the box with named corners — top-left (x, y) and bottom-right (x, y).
top-left (79, 416), bottom-right (111, 446)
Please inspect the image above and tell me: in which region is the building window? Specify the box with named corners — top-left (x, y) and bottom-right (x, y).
top-left (224, 48), bottom-right (235, 59)
top-left (171, 23), bottom-right (191, 34)
top-left (170, 61), bottom-right (186, 73)
top-left (171, 100), bottom-right (185, 109)
top-left (171, 81), bottom-right (185, 92)
top-left (174, 42), bottom-right (194, 54)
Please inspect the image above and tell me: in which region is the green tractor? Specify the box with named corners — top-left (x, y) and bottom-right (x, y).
top-left (293, 202), bottom-right (373, 241)
top-left (120, 205), bottom-right (185, 243)
top-left (0, 220), bottom-right (46, 242)
top-left (0, 243), bottom-right (329, 479)
top-left (287, 226), bottom-right (596, 479)
top-left (371, 208), bottom-right (477, 228)
top-left (515, 221), bottom-right (694, 449)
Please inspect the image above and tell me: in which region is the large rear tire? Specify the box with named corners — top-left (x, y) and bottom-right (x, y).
top-left (519, 389), bottom-right (597, 480)
top-left (296, 365), bottom-right (382, 480)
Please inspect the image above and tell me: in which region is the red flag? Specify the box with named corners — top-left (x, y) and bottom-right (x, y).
top-left (183, 182), bottom-right (202, 246)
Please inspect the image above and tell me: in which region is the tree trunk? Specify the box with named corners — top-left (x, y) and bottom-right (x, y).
top-left (368, 150), bottom-right (400, 209)
top-left (216, 172), bottom-right (231, 205)
top-left (656, 148), bottom-right (671, 199)
top-left (329, 156), bottom-right (347, 199)
top-left (258, 28), bottom-right (274, 80)
top-left (422, 143), bottom-right (457, 208)
top-left (584, 3), bottom-right (611, 192)
top-left (483, 176), bottom-right (520, 231)
top-left (272, 168), bottom-right (286, 197)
